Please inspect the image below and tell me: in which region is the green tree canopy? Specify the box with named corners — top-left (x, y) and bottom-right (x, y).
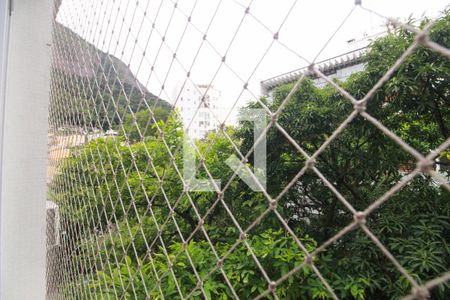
top-left (53, 12), bottom-right (450, 300)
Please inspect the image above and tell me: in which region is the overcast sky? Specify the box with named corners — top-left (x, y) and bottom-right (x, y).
top-left (57, 0), bottom-right (449, 123)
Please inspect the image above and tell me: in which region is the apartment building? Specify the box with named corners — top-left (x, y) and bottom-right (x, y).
top-left (176, 82), bottom-right (221, 139)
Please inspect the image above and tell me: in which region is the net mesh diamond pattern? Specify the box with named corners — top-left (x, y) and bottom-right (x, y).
top-left (47, 0), bottom-right (450, 299)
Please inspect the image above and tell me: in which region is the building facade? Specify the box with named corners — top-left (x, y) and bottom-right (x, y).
top-left (260, 47), bottom-right (367, 97)
top-left (176, 82), bottom-right (221, 139)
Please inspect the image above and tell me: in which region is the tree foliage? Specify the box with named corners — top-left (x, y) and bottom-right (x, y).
top-left (53, 12), bottom-right (450, 300)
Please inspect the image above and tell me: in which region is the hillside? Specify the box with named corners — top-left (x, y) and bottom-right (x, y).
top-left (51, 22), bottom-right (171, 130)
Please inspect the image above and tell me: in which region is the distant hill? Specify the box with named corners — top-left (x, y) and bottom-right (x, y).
top-left (51, 22), bottom-right (171, 131)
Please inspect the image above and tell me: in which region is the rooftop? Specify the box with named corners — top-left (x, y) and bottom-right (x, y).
top-left (260, 47), bottom-right (367, 94)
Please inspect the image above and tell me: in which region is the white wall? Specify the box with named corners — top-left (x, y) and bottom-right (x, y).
top-left (0, 0), bottom-right (52, 299)
top-left (177, 83), bottom-right (222, 139)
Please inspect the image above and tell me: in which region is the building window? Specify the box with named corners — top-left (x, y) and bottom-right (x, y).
top-left (199, 112), bottom-right (210, 119)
